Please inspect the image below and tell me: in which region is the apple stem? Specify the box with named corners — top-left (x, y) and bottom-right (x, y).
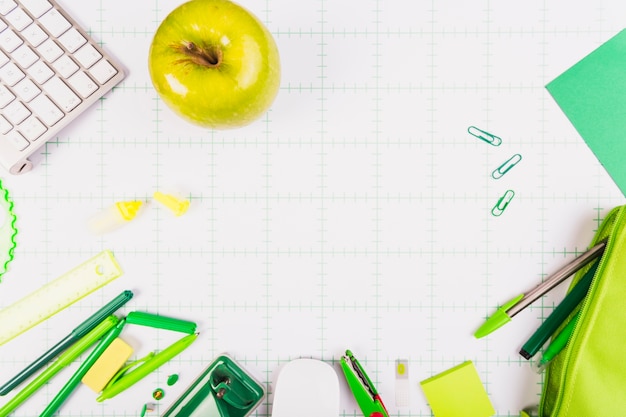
top-left (175, 41), bottom-right (222, 68)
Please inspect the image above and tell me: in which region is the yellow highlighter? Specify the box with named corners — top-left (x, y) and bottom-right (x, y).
top-left (88, 201), bottom-right (143, 234)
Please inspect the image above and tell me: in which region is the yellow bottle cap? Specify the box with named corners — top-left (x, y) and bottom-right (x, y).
top-left (153, 192), bottom-right (189, 216)
top-left (115, 201), bottom-right (143, 221)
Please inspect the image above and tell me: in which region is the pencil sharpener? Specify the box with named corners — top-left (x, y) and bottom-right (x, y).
top-left (161, 354), bottom-right (265, 417)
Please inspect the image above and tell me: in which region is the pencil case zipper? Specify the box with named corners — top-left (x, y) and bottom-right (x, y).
top-left (539, 205), bottom-right (626, 417)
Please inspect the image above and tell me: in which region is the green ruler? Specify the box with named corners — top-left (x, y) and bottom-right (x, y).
top-left (0, 250), bottom-right (123, 346)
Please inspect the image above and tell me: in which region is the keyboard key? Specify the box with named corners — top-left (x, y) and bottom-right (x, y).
top-left (89, 59), bottom-right (117, 84)
top-left (37, 38), bottom-right (62, 62)
top-left (18, 115), bottom-right (45, 140)
top-left (13, 44), bottom-right (38, 68)
top-left (19, 0), bottom-right (52, 18)
top-left (14, 78), bottom-right (40, 102)
top-left (68, 71), bottom-right (97, 98)
top-left (0, 19), bottom-right (6, 32)
top-left (0, 62), bottom-right (24, 85)
top-left (38, 8), bottom-right (70, 37)
top-left (0, 115), bottom-right (11, 134)
top-left (58, 28), bottom-right (85, 53)
top-left (0, 84), bottom-right (14, 108)
top-left (4, 101), bottom-right (30, 124)
top-left (0, 49), bottom-right (8, 66)
top-left (52, 55), bottom-right (78, 78)
top-left (43, 77), bottom-right (80, 112)
top-left (5, 130), bottom-right (29, 151)
top-left (0, 28), bottom-right (22, 52)
top-left (21, 22), bottom-right (47, 47)
top-left (29, 94), bottom-right (62, 125)
top-left (5, 7), bottom-right (32, 31)
top-left (0, 0), bottom-right (17, 16)
top-left (26, 60), bottom-right (53, 83)
top-left (73, 43), bottom-right (101, 68)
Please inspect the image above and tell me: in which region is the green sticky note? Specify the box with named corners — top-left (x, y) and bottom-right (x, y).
top-left (546, 29), bottom-right (626, 196)
top-left (420, 361), bottom-right (495, 417)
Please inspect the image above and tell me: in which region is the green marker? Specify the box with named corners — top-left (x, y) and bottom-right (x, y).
top-left (519, 260), bottom-right (598, 360)
top-left (474, 240), bottom-right (605, 338)
top-left (40, 319), bottom-right (127, 417)
top-left (0, 290), bottom-right (133, 396)
top-left (536, 311), bottom-right (580, 371)
top-left (0, 316), bottom-right (119, 416)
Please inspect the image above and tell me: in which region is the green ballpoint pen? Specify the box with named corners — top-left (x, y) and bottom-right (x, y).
top-left (0, 316), bottom-right (119, 417)
top-left (0, 290), bottom-right (133, 396)
top-left (40, 319), bottom-right (127, 417)
top-left (474, 240), bottom-right (605, 338)
top-left (97, 332), bottom-right (198, 402)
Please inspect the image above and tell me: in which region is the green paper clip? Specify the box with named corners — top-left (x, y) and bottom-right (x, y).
top-left (491, 190), bottom-right (515, 217)
top-left (492, 154), bottom-right (522, 179)
top-left (468, 126), bottom-right (502, 146)
top-left (162, 354), bottom-right (265, 417)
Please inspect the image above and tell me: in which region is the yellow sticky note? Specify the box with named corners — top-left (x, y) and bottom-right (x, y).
top-left (82, 338), bottom-right (133, 393)
top-left (420, 361), bottom-right (495, 417)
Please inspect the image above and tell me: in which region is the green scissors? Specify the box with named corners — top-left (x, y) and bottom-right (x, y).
top-left (340, 350), bottom-right (389, 417)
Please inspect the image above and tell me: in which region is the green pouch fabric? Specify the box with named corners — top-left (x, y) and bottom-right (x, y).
top-left (540, 205), bottom-right (626, 416)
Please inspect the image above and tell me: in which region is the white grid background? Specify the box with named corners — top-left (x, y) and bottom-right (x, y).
top-left (0, 1), bottom-right (625, 416)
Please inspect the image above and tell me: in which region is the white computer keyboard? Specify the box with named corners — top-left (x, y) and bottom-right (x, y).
top-left (0, 0), bottom-right (125, 174)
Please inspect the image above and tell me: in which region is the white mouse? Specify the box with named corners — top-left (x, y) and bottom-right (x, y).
top-left (271, 358), bottom-right (340, 417)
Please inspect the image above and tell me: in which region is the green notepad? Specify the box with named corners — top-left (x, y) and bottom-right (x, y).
top-left (547, 29), bottom-right (626, 196)
top-left (420, 361), bottom-right (495, 417)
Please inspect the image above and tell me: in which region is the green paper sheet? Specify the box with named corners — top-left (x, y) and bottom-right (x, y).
top-left (420, 361), bottom-right (495, 417)
top-left (547, 29), bottom-right (626, 196)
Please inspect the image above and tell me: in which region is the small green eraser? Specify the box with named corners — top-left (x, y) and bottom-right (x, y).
top-left (420, 361), bottom-right (495, 417)
top-left (82, 338), bottom-right (134, 393)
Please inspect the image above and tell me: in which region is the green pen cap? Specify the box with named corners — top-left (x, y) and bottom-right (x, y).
top-left (474, 294), bottom-right (524, 338)
top-left (126, 311), bottom-right (197, 334)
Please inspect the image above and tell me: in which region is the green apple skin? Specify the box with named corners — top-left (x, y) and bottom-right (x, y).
top-left (149, 0), bottom-right (281, 129)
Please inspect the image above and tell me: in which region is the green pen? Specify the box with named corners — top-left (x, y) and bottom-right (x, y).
top-left (40, 319), bottom-right (127, 417)
top-left (0, 316), bottom-right (119, 417)
top-left (97, 332), bottom-right (198, 402)
top-left (475, 240), bottom-right (605, 338)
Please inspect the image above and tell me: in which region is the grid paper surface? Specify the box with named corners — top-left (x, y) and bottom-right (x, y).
top-left (0, 1), bottom-right (625, 416)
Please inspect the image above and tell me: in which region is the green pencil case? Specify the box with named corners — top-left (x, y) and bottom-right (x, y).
top-left (539, 205), bottom-right (626, 416)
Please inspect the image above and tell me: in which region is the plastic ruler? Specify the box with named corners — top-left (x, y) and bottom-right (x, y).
top-left (0, 250), bottom-right (123, 346)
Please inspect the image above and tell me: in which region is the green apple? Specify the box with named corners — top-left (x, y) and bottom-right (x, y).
top-left (148, 0), bottom-right (281, 129)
